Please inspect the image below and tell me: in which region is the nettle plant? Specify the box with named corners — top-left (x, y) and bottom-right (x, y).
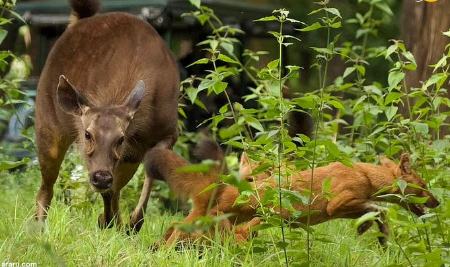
top-left (179, 0), bottom-right (449, 265)
top-left (0, 1), bottom-right (32, 171)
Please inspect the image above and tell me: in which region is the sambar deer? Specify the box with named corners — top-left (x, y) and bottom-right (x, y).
top-left (35, 0), bottom-right (179, 231)
top-left (144, 141), bottom-right (439, 246)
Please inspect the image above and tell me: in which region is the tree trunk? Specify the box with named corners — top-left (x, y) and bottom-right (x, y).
top-left (402, 0), bottom-right (450, 88)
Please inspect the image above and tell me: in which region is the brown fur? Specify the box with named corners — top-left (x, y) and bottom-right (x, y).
top-left (150, 147), bottom-right (439, 246)
top-left (35, 1), bottom-right (179, 231)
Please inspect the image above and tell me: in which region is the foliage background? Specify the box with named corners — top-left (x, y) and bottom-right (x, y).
top-left (1, 0), bottom-right (449, 266)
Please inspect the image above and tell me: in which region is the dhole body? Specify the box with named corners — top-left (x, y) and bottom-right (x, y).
top-left (146, 144), bottom-right (439, 245)
top-left (35, 0), bottom-right (179, 230)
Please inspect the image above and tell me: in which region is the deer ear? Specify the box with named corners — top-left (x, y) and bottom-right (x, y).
top-left (399, 153), bottom-right (412, 175)
top-left (379, 155), bottom-right (397, 170)
top-left (123, 80), bottom-right (145, 117)
top-left (57, 75), bottom-right (90, 115)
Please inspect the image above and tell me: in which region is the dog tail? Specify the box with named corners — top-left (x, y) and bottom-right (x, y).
top-left (193, 133), bottom-right (224, 162)
top-left (69, 0), bottom-right (100, 25)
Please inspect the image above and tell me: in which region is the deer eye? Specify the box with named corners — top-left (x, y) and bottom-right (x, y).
top-left (85, 131), bottom-right (92, 141)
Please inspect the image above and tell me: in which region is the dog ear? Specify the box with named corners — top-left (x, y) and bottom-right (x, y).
top-left (239, 152), bottom-right (252, 178)
top-left (399, 153), bottom-right (412, 175)
top-left (379, 155), bottom-right (397, 170)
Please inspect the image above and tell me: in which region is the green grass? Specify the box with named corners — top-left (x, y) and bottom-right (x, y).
top-left (0, 164), bottom-right (434, 266)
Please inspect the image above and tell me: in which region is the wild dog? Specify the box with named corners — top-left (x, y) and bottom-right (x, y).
top-left (35, 0), bottom-right (179, 231)
top-left (146, 142), bottom-right (439, 246)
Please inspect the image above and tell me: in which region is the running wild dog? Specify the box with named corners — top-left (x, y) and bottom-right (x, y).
top-left (35, 0), bottom-right (179, 231)
top-left (145, 144), bottom-right (439, 246)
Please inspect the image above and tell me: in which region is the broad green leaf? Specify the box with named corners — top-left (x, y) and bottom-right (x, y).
top-left (388, 71), bottom-right (405, 89)
top-left (343, 67), bottom-right (355, 78)
top-left (186, 86), bottom-right (198, 104)
top-left (414, 122), bottom-right (429, 135)
top-left (0, 159), bottom-right (28, 170)
top-left (218, 54), bottom-right (239, 64)
top-left (176, 162), bottom-right (214, 174)
top-left (187, 58), bottom-right (209, 67)
top-left (0, 29), bottom-right (8, 45)
top-left (397, 179), bottom-right (407, 194)
top-left (213, 81), bottom-right (228, 94)
top-left (375, 2), bottom-right (393, 16)
top-left (444, 29), bottom-right (450, 37)
top-left (385, 106), bottom-right (398, 121)
top-left (384, 92), bottom-right (402, 105)
top-left (245, 116), bottom-right (264, 132)
top-left (267, 59), bottom-right (279, 70)
top-left (189, 0), bottom-right (201, 8)
top-left (297, 22), bottom-right (322, 32)
top-left (255, 16), bottom-right (277, 22)
top-left (324, 8), bottom-right (341, 18)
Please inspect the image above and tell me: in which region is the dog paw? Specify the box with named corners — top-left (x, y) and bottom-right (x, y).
top-left (357, 221), bottom-right (373, 235)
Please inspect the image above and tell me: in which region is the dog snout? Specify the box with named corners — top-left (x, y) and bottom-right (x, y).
top-left (426, 196), bottom-right (440, 208)
top-left (90, 170), bottom-right (113, 190)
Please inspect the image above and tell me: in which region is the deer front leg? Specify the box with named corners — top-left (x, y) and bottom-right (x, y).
top-left (35, 127), bottom-right (73, 223)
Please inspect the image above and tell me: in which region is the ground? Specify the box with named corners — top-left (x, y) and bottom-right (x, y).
top-left (0, 158), bottom-right (417, 267)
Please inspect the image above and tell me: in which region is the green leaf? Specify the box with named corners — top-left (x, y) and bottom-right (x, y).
top-left (343, 67), bottom-right (355, 78)
top-left (186, 86), bottom-right (198, 104)
top-left (355, 65), bottom-right (365, 76)
top-left (354, 211), bottom-right (380, 229)
top-left (397, 179), bottom-right (407, 194)
top-left (0, 159), bottom-right (28, 171)
top-left (189, 0), bottom-right (201, 8)
top-left (328, 99), bottom-right (344, 110)
top-left (385, 92), bottom-right (402, 105)
top-left (293, 95), bottom-right (317, 109)
top-left (176, 162), bottom-right (214, 174)
top-left (385, 106), bottom-right (398, 121)
top-left (297, 22), bottom-right (322, 32)
top-left (198, 182), bottom-right (219, 195)
top-left (414, 122), bottom-right (429, 135)
top-left (245, 116), bottom-right (264, 132)
top-left (444, 29), bottom-right (450, 37)
top-left (218, 54), bottom-right (239, 64)
top-left (187, 58), bottom-right (209, 68)
top-left (375, 2), bottom-right (393, 16)
top-left (255, 16), bottom-right (277, 22)
top-left (267, 59), bottom-right (280, 70)
top-left (213, 81), bottom-right (228, 94)
top-left (385, 44), bottom-right (397, 59)
top-left (324, 8), bottom-right (341, 18)
top-left (0, 29), bottom-right (8, 45)
top-left (388, 71), bottom-right (405, 89)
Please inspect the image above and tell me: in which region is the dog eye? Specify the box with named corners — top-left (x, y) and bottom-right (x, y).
top-left (85, 131), bottom-right (92, 140)
top-left (117, 136), bottom-right (125, 146)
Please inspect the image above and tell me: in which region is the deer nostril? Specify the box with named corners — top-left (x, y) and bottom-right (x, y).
top-left (91, 171), bottom-right (113, 189)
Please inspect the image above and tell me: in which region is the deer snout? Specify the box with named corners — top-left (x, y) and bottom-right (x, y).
top-left (90, 171), bottom-right (113, 190)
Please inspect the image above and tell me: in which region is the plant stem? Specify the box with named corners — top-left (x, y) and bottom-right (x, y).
top-left (276, 16), bottom-right (289, 267)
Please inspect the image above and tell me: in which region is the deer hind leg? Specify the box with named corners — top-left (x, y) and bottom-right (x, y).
top-left (35, 128), bottom-right (73, 223)
top-left (128, 171), bottom-right (153, 234)
top-left (129, 140), bottom-right (175, 234)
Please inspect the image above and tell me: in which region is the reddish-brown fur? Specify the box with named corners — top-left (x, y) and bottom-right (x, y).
top-left (35, 0), bottom-right (179, 231)
top-left (147, 146), bottom-right (439, 246)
